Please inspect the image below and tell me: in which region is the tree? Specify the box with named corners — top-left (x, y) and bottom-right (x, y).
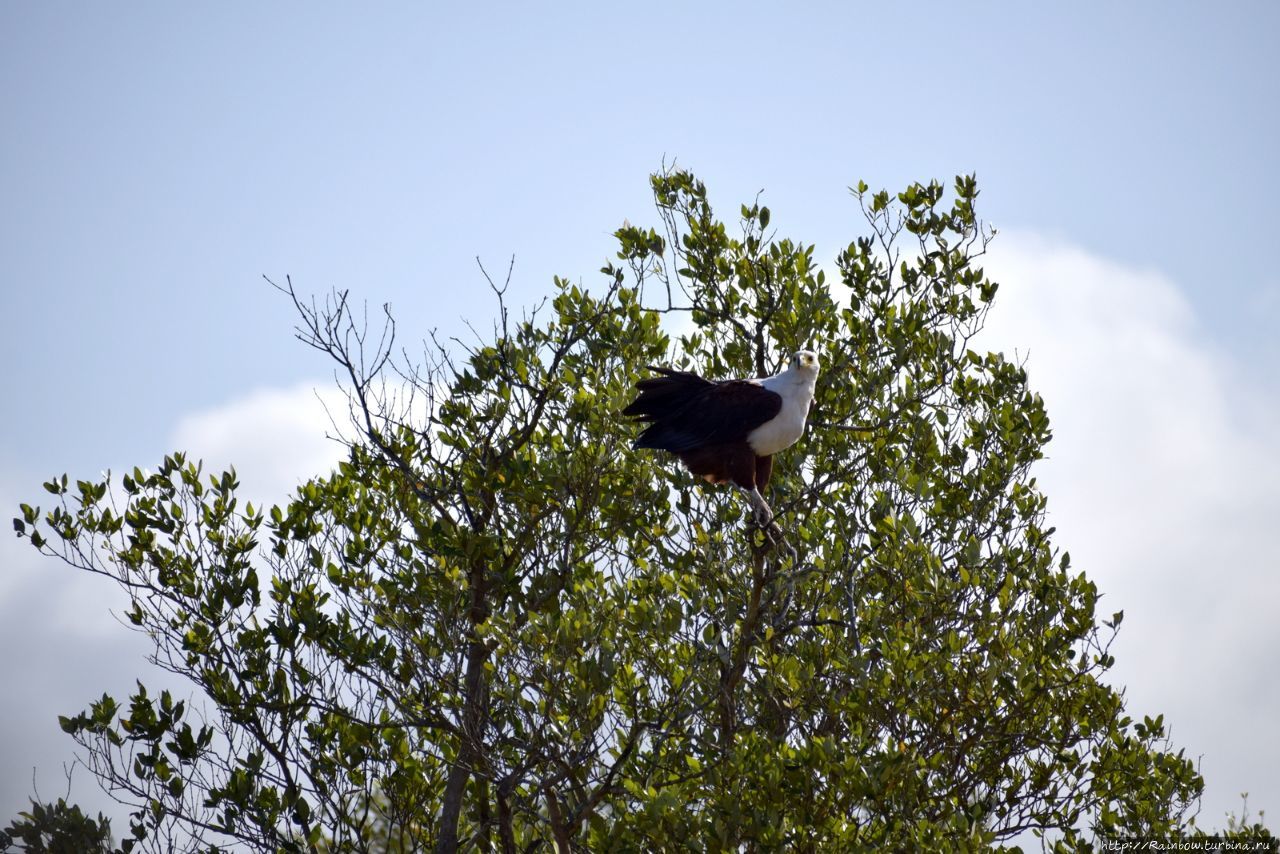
top-left (0, 797), bottom-right (114, 854)
top-left (12, 168), bottom-right (1232, 850)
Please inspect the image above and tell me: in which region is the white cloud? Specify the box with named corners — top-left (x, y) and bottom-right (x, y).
top-left (980, 232), bottom-right (1280, 828)
top-left (170, 381), bottom-right (350, 509)
top-left (0, 469), bottom-right (167, 828)
top-left (0, 380), bottom-right (349, 830)
top-left (3, 382), bottom-right (346, 636)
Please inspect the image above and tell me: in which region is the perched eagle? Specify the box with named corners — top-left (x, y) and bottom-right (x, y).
top-left (623, 351), bottom-right (820, 525)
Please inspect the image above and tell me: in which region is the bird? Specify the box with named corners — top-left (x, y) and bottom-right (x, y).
top-left (623, 350), bottom-right (820, 527)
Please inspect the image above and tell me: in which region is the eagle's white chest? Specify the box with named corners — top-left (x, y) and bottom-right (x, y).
top-left (746, 374), bottom-right (815, 457)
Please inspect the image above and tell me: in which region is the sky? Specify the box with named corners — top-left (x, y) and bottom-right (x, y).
top-left (2, 0), bottom-right (1277, 841)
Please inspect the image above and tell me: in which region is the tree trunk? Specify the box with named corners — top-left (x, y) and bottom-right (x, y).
top-left (476, 777), bottom-right (493, 852)
top-left (497, 780), bottom-right (517, 854)
top-left (544, 786), bottom-right (573, 853)
top-left (718, 549), bottom-right (770, 742)
top-left (435, 560), bottom-right (492, 854)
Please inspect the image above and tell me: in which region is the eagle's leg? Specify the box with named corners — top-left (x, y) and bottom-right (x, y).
top-left (740, 487), bottom-right (798, 561)
top-left (745, 488), bottom-right (791, 546)
top-left (743, 486), bottom-right (774, 527)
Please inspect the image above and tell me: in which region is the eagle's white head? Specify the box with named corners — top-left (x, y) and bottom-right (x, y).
top-left (762, 350), bottom-right (819, 396)
top-left (789, 350), bottom-right (820, 375)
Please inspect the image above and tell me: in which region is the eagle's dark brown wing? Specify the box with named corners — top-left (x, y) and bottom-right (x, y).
top-left (625, 368), bottom-right (782, 452)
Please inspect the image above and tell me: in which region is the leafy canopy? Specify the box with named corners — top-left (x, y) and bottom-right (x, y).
top-left (12, 169), bottom-right (1225, 852)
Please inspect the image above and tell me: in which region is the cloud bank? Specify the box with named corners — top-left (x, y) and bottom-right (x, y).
top-left (0, 381), bottom-right (346, 831)
top-left (980, 232), bottom-right (1280, 827)
top-left (170, 382), bottom-right (350, 509)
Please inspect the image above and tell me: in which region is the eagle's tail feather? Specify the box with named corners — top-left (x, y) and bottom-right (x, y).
top-left (620, 368), bottom-right (710, 424)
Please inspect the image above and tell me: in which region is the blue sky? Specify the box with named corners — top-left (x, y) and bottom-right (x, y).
top-left (2, 0), bottom-right (1277, 840)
